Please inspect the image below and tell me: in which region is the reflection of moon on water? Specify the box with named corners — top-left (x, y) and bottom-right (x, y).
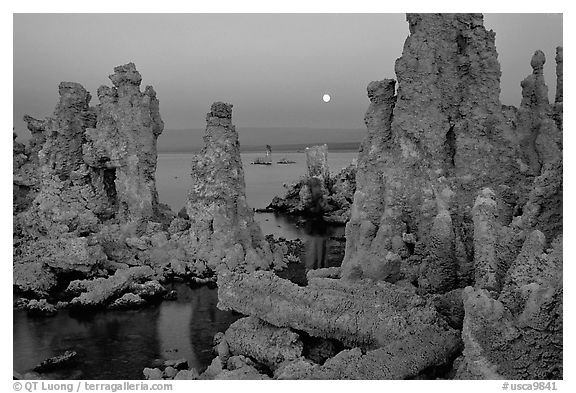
top-left (157, 300), bottom-right (199, 369)
top-left (323, 93), bottom-right (331, 103)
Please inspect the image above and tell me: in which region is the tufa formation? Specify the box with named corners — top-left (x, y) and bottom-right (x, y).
top-left (208, 13), bottom-right (562, 380)
top-left (167, 102), bottom-right (285, 274)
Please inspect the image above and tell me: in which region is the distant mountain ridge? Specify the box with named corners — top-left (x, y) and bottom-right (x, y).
top-left (157, 127), bottom-right (365, 153)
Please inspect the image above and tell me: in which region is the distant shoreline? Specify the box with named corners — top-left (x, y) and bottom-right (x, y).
top-left (158, 141), bottom-right (361, 154)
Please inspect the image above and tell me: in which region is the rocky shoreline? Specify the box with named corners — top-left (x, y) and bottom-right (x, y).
top-left (14, 13), bottom-right (562, 381)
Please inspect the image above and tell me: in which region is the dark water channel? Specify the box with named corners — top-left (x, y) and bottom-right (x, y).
top-left (13, 284), bottom-right (240, 379)
top-left (13, 218), bottom-right (345, 379)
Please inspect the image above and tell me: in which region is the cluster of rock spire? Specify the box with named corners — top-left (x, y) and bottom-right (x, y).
top-left (14, 13), bottom-right (562, 380)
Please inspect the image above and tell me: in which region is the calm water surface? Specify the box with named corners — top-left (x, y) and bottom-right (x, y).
top-left (14, 285), bottom-right (239, 379)
top-left (14, 150), bottom-right (357, 379)
top-left (157, 151), bottom-right (357, 268)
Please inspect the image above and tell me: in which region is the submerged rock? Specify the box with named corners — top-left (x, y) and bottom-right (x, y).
top-left (33, 351), bottom-right (77, 373)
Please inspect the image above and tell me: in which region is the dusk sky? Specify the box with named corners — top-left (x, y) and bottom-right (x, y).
top-left (13, 13), bottom-right (563, 136)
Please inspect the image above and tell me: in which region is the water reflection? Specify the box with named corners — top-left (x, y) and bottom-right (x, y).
top-left (13, 285), bottom-right (238, 379)
top-left (298, 218), bottom-right (345, 270)
top-left (255, 212), bottom-right (345, 270)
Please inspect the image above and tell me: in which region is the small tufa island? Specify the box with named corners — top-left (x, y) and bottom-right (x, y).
top-left (14, 13), bottom-right (562, 380)
top-left (266, 143), bottom-right (357, 224)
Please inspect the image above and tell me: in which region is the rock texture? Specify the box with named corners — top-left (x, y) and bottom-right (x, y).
top-left (210, 13), bottom-right (562, 380)
top-left (14, 13), bottom-right (562, 381)
top-left (218, 270), bottom-right (459, 351)
top-left (25, 299), bottom-right (57, 317)
top-left (19, 82), bottom-right (112, 237)
top-left (305, 144), bottom-right (330, 179)
top-left (342, 14), bottom-right (526, 286)
top-left (267, 152), bottom-right (356, 222)
top-left (553, 47), bottom-right (563, 130)
top-left (83, 62), bottom-right (165, 226)
top-left (13, 125), bottom-right (43, 213)
top-left (456, 232), bottom-right (562, 379)
top-left (305, 331), bottom-right (461, 380)
top-left (223, 316), bottom-right (304, 370)
top-left (217, 270), bottom-right (461, 379)
top-left (143, 359), bottom-right (200, 381)
top-left (13, 63), bottom-right (172, 296)
top-left (14, 66), bottom-right (295, 299)
top-left (516, 51), bottom-right (562, 176)
top-left (167, 102), bottom-right (284, 274)
top-left (33, 351), bottom-right (77, 373)
top-left (65, 266), bottom-right (160, 309)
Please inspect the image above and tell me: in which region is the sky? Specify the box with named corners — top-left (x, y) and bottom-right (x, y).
top-left (13, 13), bottom-right (563, 136)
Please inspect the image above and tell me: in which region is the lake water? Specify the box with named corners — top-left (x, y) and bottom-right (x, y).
top-left (157, 151), bottom-right (358, 269)
top-left (14, 285), bottom-right (239, 379)
top-left (156, 151), bottom-right (358, 215)
top-left (13, 150), bottom-right (358, 379)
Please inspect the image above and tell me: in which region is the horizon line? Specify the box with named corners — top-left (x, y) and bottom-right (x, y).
top-left (163, 126), bottom-right (365, 131)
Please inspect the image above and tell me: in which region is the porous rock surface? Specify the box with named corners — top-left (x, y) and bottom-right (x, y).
top-left (83, 62), bottom-right (165, 225)
top-left (167, 102), bottom-right (284, 273)
top-left (516, 51), bottom-right (562, 176)
top-left (553, 47), bottom-right (563, 130)
top-left (65, 266), bottom-right (159, 309)
top-left (218, 270), bottom-right (460, 351)
top-left (25, 299), bottom-right (57, 317)
top-left (18, 82), bottom-right (111, 237)
top-left (305, 144), bottom-right (330, 180)
top-left (13, 126), bottom-right (43, 213)
top-left (456, 232), bottom-right (562, 379)
top-left (14, 73), bottom-right (292, 298)
top-left (342, 13), bottom-right (527, 286)
top-left (211, 13), bottom-right (562, 380)
top-left (13, 63), bottom-right (169, 296)
top-left (14, 13), bottom-right (562, 381)
top-left (267, 149), bottom-right (356, 222)
top-left (223, 316), bottom-right (304, 370)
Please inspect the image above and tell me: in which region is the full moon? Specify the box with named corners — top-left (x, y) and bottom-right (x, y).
top-left (322, 94), bottom-right (331, 103)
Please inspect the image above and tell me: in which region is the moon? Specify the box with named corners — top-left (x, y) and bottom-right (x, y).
top-left (322, 93), bottom-right (331, 103)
